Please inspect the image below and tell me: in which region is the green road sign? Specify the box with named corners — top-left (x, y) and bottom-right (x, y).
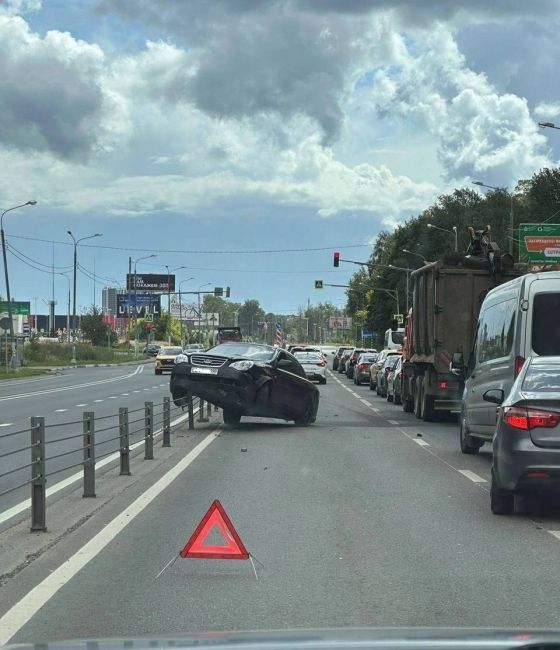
top-left (315, 280), bottom-right (323, 289)
top-left (519, 223), bottom-right (560, 264)
top-left (0, 301), bottom-right (30, 315)
top-left (393, 313), bottom-right (404, 325)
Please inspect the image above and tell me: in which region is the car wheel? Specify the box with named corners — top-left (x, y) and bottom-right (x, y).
top-left (295, 399), bottom-right (315, 427)
top-left (319, 377), bottom-right (327, 385)
top-left (155, 369), bottom-right (162, 375)
top-left (223, 410), bottom-right (242, 427)
top-left (387, 390), bottom-right (393, 403)
top-left (369, 379), bottom-right (374, 391)
top-left (460, 412), bottom-right (483, 454)
top-left (394, 392), bottom-right (402, 406)
top-left (491, 471), bottom-right (514, 515)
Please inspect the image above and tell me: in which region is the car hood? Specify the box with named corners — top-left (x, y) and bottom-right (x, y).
top-left (5, 628), bottom-right (560, 650)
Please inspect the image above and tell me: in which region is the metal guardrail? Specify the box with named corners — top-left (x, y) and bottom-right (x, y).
top-left (0, 392), bottom-right (216, 532)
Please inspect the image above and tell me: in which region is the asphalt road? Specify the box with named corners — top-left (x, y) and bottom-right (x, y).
top-left (4, 367), bottom-right (560, 641)
top-left (0, 361), bottom-right (179, 514)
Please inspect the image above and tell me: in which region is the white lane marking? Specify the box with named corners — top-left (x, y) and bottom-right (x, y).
top-left (108, 396), bottom-right (118, 399)
top-left (138, 365), bottom-right (144, 374)
top-left (93, 399), bottom-right (104, 403)
top-left (548, 531), bottom-right (560, 542)
top-left (373, 408), bottom-right (380, 413)
top-left (0, 425), bottom-right (218, 646)
top-left (143, 388), bottom-right (150, 391)
top-left (0, 423), bottom-right (13, 427)
top-left (360, 399), bottom-right (372, 406)
top-left (121, 393), bottom-right (129, 396)
top-left (133, 390), bottom-right (140, 393)
top-left (350, 391), bottom-right (359, 397)
top-left (54, 409), bottom-right (67, 413)
top-left (75, 404), bottom-right (87, 407)
top-left (388, 419), bottom-right (399, 425)
top-left (413, 438), bottom-right (430, 447)
top-left (0, 406), bottom-right (201, 526)
top-left (0, 366), bottom-right (143, 403)
top-left (458, 469), bottom-right (487, 483)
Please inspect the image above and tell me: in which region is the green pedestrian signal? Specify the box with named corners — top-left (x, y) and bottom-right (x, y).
top-left (315, 280), bottom-right (324, 289)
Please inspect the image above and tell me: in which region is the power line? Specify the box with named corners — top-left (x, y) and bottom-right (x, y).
top-left (5, 233), bottom-right (370, 255)
top-left (6, 241), bottom-right (73, 272)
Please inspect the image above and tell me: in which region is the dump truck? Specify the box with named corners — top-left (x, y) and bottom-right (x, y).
top-left (401, 261), bottom-right (523, 420)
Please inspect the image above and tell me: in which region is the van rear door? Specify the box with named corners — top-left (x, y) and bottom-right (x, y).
top-left (527, 275), bottom-right (560, 358)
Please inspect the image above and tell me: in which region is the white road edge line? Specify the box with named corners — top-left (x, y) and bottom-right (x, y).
top-left (457, 469), bottom-right (488, 483)
top-left (387, 419), bottom-right (399, 425)
top-left (0, 408), bottom-right (200, 526)
top-left (413, 438), bottom-right (430, 447)
top-left (0, 426), bottom-right (219, 646)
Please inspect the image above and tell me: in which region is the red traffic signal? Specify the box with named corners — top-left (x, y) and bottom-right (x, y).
top-left (333, 251), bottom-right (340, 267)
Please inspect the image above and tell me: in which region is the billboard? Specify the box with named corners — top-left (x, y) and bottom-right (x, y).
top-left (126, 274), bottom-right (175, 292)
top-left (169, 300), bottom-right (219, 325)
top-left (329, 316), bottom-right (352, 329)
top-left (0, 301), bottom-right (30, 315)
top-left (116, 293), bottom-right (161, 318)
top-left (519, 223), bottom-right (560, 264)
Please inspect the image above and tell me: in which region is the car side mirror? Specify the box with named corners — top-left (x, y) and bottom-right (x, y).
top-left (277, 358), bottom-right (291, 368)
top-left (483, 388), bottom-right (504, 405)
top-left (449, 352), bottom-right (464, 377)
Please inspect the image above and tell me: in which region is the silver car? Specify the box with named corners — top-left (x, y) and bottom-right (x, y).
top-left (485, 356), bottom-right (560, 515)
top-left (294, 351), bottom-right (327, 384)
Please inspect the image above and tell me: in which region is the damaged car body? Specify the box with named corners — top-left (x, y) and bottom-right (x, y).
top-left (170, 342), bottom-right (320, 427)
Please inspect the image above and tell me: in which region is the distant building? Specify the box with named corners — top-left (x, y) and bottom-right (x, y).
top-left (102, 287), bottom-right (126, 316)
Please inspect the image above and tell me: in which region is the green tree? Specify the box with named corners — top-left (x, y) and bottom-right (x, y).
top-left (80, 306), bottom-right (111, 346)
top-left (237, 299), bottom-right (265, 338)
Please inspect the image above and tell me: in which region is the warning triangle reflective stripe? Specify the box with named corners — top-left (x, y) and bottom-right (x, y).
top-left (180, 500), bottom-right (249, 560)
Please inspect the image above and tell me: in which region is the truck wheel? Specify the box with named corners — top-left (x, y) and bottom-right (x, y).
top-left (491, 471), bottom-right (514, 515)
top-left (460, 412), bottom-right (483, 454)
top-left (403, 397), bottom-right (414, 413)
top-left (421, 377), bottom-right (435, 422)
top-left (414, 376), bottom-right (423, 419)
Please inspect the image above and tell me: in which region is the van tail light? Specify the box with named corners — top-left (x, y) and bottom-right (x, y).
top-left (514, 356), bottom-right (525, 378)
top-left (503, 407), bottom-right (560, 430)
top-left (438, 380), bottom-right (448, 389)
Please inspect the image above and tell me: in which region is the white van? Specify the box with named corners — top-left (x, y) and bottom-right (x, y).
top-left (459, 271), bottom-right (560, 453)
top-left (384, 328), bottom-right (404, 350)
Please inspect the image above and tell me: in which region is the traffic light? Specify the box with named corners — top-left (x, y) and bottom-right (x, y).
top-left (333, 251), bottom-right (340, 267)
top-left (315, 280), bottom-right (323, 289)
top-left (225, 287), bottom-right (230, 298)
top-left (214, 287), bottom-right (223, 297)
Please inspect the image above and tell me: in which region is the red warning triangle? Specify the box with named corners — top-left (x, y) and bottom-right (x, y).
top-left (180, 500), bottom-right (249, 560)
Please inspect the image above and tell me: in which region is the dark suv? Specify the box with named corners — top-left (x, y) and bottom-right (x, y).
top-left (333, 346), bottom-right (353, 371)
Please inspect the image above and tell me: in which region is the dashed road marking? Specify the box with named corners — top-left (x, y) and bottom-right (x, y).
top-left (75, 404), bottom-right (87, 407)
top-left (121, 393), bottom-right (129, 396)
top-left (109, 396), bottom-right (118, 399)
top-left (457, 469), bottom-right (487, 483)
top-left (388, 419), bottom-right (399, 425)
top-left (413, 438), bottom-right (430, 447)
top-left (360, 399), bottom-right (373, 406)
top-left (0, 423), bottom-right (13, 428)
top-left (94, 399), bottom-right (104, 403)
top-left (54, 409), bottom-right (67, 412)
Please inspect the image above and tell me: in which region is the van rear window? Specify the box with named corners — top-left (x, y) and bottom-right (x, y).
top-left (532, 293), bottom-right (560, 356)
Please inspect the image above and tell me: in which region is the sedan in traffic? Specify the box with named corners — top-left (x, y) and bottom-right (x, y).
top-left (486, 356), bottom-right (560, 515)
top-left (338, 349), bottom-right (353, 374)
top-left (293, 351), bottom-right (327, 384)
top-left (354, 353), bottom-right (378, 385)
top-left (386, 356), bottom-right (403, 405)
top-left (170, 342), bottom-right (320, 427)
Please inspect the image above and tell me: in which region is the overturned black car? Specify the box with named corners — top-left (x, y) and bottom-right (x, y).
top-left (170, 342), bottom-right (320, 427)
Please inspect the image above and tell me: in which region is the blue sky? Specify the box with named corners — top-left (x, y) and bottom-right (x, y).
top-left (2, 0), bottom-right (560, 316)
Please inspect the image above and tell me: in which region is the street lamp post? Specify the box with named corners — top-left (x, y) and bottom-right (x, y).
top-left (164, 265), bottom-right (186, 345)
top-left (178, 277), bottom-right (195, 347)
top-left (402, 249), bottom-right (429, 265)
top-left (1, 201), bottom-right (37, 368)
top-left (427, 223), bottom-right (458, 252)
top-left (197, 283), bottom-right (212, 343)
top-left (132, 254), bottom-right (156, 357)
top-left (67, 231), bottom-right (102, 346)
top-left (58, 273), bottom-right (71, 343)
top-left (472, 180), bottom-right (514, 256)
top-left (388, 265), bottom-right (412, 314)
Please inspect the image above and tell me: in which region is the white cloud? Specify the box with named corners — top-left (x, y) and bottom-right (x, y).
top-left (535, 101), bottom-right (560, 119)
